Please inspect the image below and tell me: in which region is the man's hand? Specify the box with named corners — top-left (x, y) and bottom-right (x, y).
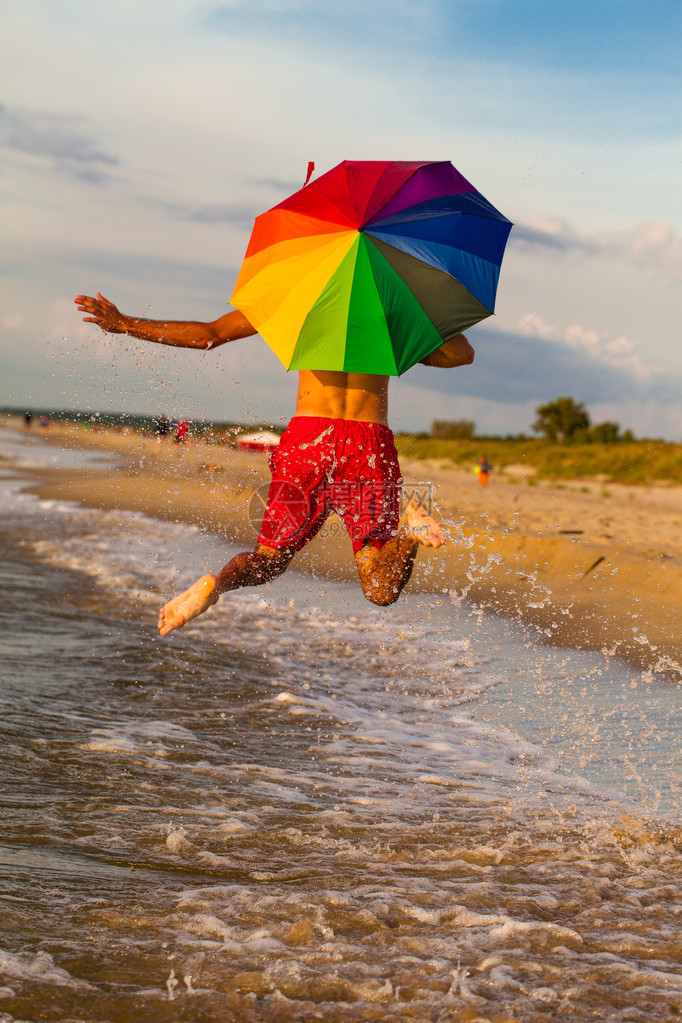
top-left (73, 294), bottom-right (256, 348)
top-left (74, 293), bottom-right (129, 334)
top-left (420, 333), bottom-right (475, 368)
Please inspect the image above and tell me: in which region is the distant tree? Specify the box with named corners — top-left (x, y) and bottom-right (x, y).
top-left (532, 397), bottom-right (590, 442)
top-left (590, 421), bottom-right (622, 444)
top-left (431, 419), bottom-right (476, 440)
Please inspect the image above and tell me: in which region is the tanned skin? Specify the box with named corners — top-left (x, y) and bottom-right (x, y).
top-left (75, 293), bottom-right (474, 633)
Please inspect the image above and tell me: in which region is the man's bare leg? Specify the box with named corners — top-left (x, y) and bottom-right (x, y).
top-left (355, 500), bottom-right (444, 607)
top-left (158, 545), bottom-right (293, 636)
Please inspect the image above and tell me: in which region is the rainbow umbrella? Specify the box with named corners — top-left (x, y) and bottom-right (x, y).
top-left (230, 160), bottom-right (512, 376)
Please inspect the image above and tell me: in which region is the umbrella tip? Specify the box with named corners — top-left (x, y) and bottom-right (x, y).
top-left (303, 161), bottom-right (315, 187)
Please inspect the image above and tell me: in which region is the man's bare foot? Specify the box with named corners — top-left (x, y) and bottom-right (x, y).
top-left (158, 574), bottom-right (220, 636)
top-left (404, 499), bottom-right (444, 548)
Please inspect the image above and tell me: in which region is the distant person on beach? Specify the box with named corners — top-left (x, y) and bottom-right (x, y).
top-left (173, 419), bottom-right (190, 444)
top-left (475, 456), bottom-right (493, 486)
top-left (155, 414), bottom-right (171, 444)
top-left (74, 292), bottom-right (474, 635)
top-left (23, 412), bottom-right (32, 430)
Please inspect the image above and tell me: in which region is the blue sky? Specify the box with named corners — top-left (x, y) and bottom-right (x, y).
top-left (2, 0), bottom-right (680, 437)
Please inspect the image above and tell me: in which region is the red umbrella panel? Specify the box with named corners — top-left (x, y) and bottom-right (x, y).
top-left (230, 160), bottom-right (513, 375)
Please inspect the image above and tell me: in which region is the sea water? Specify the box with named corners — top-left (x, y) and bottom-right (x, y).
top-left (0, 426), bottom-right (680, 1022)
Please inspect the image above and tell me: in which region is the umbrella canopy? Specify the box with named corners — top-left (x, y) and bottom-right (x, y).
top-left (230, 160), bottom-right (512, 376)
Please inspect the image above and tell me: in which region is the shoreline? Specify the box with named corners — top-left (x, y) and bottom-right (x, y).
top-left (5, 417), bottom-right (681, 679)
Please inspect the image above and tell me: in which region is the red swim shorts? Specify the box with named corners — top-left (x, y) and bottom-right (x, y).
top-left (257, 416), bottom-right (402, 555)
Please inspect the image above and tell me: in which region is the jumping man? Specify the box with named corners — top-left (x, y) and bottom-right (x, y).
top-left (74, 293), bottom-right (474, 634)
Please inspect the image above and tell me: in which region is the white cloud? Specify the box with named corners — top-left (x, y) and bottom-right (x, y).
top-left (512, 216), bottom-right (682, 283)
top-left (521, 314), bottom-right (653, 381)
top-left (0, 104), bottom-right (120, 184)
top-left (3, 313), bottom-right (24, 330)
top-left (47, 299), bottom-right (93, 345)
top-left (595, 221), bottom-right (682, 283)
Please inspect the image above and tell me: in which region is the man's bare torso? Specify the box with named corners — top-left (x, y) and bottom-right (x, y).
top-left (295, 370), bottom-right (389, 426)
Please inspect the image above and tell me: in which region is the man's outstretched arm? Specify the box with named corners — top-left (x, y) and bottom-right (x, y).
top-left (420, 333), bottom-right (474, 368)
top-left (74, 293), bottom-right (256, 350)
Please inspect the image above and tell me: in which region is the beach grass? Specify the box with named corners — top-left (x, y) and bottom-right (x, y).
top-left (394, 435), bottom-right (682, 486)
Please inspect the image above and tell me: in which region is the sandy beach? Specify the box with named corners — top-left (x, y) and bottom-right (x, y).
top-left (7, 416), bottom-right (682, 678)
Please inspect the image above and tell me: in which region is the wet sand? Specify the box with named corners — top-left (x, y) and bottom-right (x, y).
top-left (8, 418), bottom-right (682, 678)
